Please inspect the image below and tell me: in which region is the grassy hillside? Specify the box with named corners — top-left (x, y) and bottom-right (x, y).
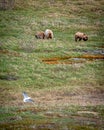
top-left (0, 0), bottom-right (104, 129)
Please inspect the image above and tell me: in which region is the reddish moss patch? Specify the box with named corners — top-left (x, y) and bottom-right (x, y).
top-left (0, 50), bottom-right (20, 57)
top-left (42, 54), bottom-right (104, 64)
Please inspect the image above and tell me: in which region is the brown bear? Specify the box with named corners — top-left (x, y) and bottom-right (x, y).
top-left (35, 31), bottom-right (45, 39)
top-left (44, 29), bottom-right (53, 39)
top-left (75, 32), bottom-right (88, 42)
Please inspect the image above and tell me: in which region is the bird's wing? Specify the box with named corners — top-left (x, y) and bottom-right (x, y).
top-left (29, 98), bottom-right (34, 102)
top-left (26, 98), bottom-right (34, 103)
top-left (22, 92), bottom-right (29, 98)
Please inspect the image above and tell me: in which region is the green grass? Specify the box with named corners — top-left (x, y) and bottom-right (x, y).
top-left (0, 0), bottom-right (104, 129)
top-left (0, 105), bottom-right (103, 129)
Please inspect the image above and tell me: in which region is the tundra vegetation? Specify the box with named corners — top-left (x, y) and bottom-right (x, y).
top-left (0, 0), bottom-right (104, 129)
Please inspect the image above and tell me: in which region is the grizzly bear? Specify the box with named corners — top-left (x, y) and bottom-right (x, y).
top-left (35, 31), bottom-right (45, 39)
top-left (75, 32), bottom-right (88, 41)
top-left (44, 29), bottom-right (53, 39)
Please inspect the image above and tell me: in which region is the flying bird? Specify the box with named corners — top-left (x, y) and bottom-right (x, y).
top-left (22, 92), bottom-right (34, 103)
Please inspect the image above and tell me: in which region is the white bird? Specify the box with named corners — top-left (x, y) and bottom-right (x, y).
top-left (22, 92), bottom-right (34, 103)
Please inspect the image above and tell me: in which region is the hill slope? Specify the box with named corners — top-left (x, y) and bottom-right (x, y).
top-left (0, 0), bottom-right (104, 129)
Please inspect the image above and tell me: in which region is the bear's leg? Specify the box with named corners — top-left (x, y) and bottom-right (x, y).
top-left (75, 36), bottom-right (78, 41)
top-left (79, 38), bottom-right (82, 41)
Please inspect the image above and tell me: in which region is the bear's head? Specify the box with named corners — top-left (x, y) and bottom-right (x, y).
top-left (83, 34), bottom-right (88, 41)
